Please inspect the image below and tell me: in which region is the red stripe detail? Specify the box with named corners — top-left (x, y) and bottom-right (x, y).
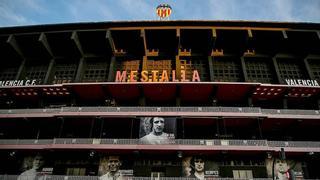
top-left (161, 9), bottom-right (166, 17)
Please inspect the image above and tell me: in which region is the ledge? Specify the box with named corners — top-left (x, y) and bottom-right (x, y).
top-left (0, 106), bottom-right (319, 119)
top-left (0, 138), bottom-right (319, 153)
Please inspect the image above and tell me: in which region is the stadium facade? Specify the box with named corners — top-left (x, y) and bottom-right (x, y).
top-left (0, 20), bottom-right (319, 179)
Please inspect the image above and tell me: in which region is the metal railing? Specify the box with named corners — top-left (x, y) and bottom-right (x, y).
top-left (0, 106), bottom-right (319, 117)
top-left (0, 175), bottom-right (277, 180)
top-left (267, 141), bottom-right (320, 148)
top-left (1, 138), bottom-right (320, 149)
top-left (1, 175), bottom-right (318, 180)
top-left (261, 109), bottom-right (320, 116)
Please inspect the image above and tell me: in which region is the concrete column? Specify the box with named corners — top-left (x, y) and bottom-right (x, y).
top-left (272, 57), bottom-right (282, 83)
top-left (176, 97), bottom-right (181, 106)
top-left (107, 56), bottom-right (116, 82)
top-left (89, 118), bottom-right (95, 138)
top-left (283, 98), bottom-right (288, 109)
top-left (139, 96), bottom-right (146, 106)
top-left (99, 117), bottom-right (105, 138)
top-left (44, 58), bottom-right (55, 84)
top-left (248, 97), bottom-right (253, 107)
top-left (208, 56), bottom-right (214, 81)
top-left (240, 56), bottom-right (248, 82)
top-left (181, 118), bottom-right (185, 139)
top-left (75, 57), bottom-right (86, 82)
top-left (175, 55), bottom-right (181, 80)
top-left (15, 59), bottom-right (26, 80)
top-left (257, 118), bottom-right (263, 139)
top-left (303, 58), bottom-right (315, 79)
top-left (58, 117), bottom-right (64, 138)
top-left (142, 56), bottom-right (148, 71)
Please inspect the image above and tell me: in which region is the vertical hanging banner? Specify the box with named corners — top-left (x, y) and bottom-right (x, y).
top-left (99, 155), bottom-right (133, 180)
top-left (139, 117), bottom-right (176, 144)
top-left (265, 158), bottom-right (304, 180)
top-left (182, 156), bottom-right (219, 179)
top-left (18, 154), bottom-right (48, 180)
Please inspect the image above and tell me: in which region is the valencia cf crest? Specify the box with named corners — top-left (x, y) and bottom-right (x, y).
top-left (156, 4), bottom-right (172, 19)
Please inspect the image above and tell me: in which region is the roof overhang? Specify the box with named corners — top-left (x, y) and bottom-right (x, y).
top-left (1, 82), bottom-right (320, 103)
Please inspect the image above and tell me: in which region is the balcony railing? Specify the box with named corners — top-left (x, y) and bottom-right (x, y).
top-left (1, 175), bottom-right (319, 180)
top-left (1, 138), bottom-right (320, 149)
top-left (0, 106), bottom-right (319, 118)
top-left (261, 109), bottom-right (320, 115)
top-left (0, 175), bottom-right (278, 180)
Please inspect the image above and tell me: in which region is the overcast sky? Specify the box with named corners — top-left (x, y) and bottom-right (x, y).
top-left (0, 0), bottom-right (319, 27)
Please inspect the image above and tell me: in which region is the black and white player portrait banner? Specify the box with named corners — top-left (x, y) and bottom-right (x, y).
top-left (139, 117), bottom-right (176, 145)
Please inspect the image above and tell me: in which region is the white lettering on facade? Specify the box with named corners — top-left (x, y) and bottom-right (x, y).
top-left (25, 80), bottom-right (30, 86)
top-left (285, 79), bottom-right (319, 87)
top-left (0, 79), bottom-right (37, 87)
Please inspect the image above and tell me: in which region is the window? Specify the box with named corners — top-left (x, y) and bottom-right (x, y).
top-left (83, 62), bottom-right (108, 82)
top-left (0, 67), bottom-right (18, 81)
top-left (116, 59), bottom-right (141, 81)
top-left (308, 58), bottom-right (320, 81)
top-left (52, 63), bottom-right (77, 84)
top-left (212, 57), bottom-right (242, 82)
top-left (147, 59), bottom-right (172, 80)
top-left (180, 58), bottom-right (209, 81)
top-left (245, 58), bottom-right (275, 83)
top-left (277, 58), bottom-right (306, 80)
top-left (233, 170), bottom-right (253, 179)
top-left (66, 167), bottom-right (86, 176)
top-left (25, 64), bottom-right (48, 84)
